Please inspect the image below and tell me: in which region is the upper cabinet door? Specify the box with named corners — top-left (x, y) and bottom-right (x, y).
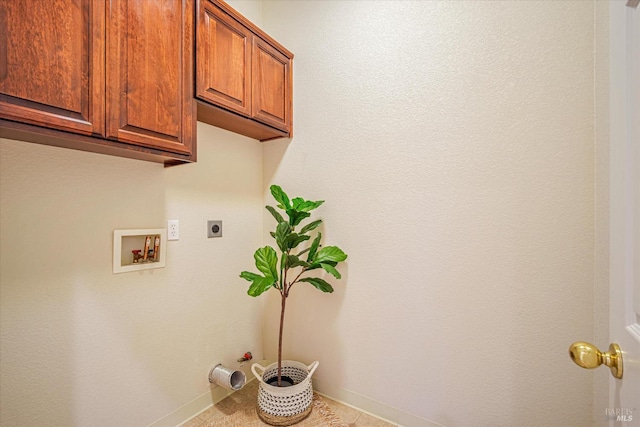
top-left (196, 1), bottom-right (252, 117)
top-left (195, 0), bottom-right (293, 141)
top-left (0, 0), bottom-right (105, 136)
top-left (106, 0), bottom-right (194, 155)
top-left (251, 37), bottom-right (291, 133)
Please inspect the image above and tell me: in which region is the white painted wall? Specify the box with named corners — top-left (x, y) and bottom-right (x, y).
top-left (228, 0), bottom-right (262, 25)
top-left (0, 0), bottom-right (608, 426)
top-left (261, 1), bottom-right (600, 425)
top-left (0, 120), bottom-right (264, 427)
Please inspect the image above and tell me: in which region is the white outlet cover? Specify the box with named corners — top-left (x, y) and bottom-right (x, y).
top-left (167, 220), bottom-right (179, 241)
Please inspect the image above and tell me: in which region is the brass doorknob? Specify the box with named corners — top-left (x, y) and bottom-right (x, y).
top-left (569, 341), bottom-right (623, 379)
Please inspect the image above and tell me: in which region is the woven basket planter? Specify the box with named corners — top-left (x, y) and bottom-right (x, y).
top-left (251, 360), bottom-right (319, 426)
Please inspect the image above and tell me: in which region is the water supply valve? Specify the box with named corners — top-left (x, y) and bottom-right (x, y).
top-left (237, 352), bottom-right (253, 362)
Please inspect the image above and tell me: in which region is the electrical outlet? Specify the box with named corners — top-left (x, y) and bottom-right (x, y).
top-left (167, 220), bottom-right (179, 240)
top-left (207, 220), bottom-right (222, 238)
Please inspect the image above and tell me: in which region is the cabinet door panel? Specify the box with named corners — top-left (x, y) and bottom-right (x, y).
top-left (0, 0), bottom-right (104, 136)
top-left (196, 1), bottom-right (251, 116)
top-left (107, 0), bottom-right (194, 155)
top-left (252, 38), bottom-right (291, 132)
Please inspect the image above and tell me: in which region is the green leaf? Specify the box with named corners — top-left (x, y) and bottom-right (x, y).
top-left (292, 197), bottom-right (303, 209)
top-left (254, 246), bottom-right (278, 279)
top-left (320, 263), bottom-right (341, 279)
top-left (315, 246), bottom-right (348, 264)
top-left (297, 247), bottom-right (311, 257)
top-left (306, 260), bottom-right (334, 270)
top-left (307, 232), bottom-right (321, 262)
top-left (240, 271), bottom-right (261, 282)
top-left (292, 198), bottom-right (325, 212)
top-left (287, 255), bottom-right (310, 269)
top-left (266, 205), bottom-right (285, 224)
top-left (299, 277), bottom-right (334, 293)
top-left (248, 276), bottom-right (275, 297)
top-left (286, 233), bottom-right (310, 250)
top-left (299, 219), bottom-right (322, 234)
top-left (269, 231), bottom-right (276, 238)
top-left (270, 185), bottom-right (291, 210)
top-left (287, 209), bottom-right (311, 227)
top-left (275, 222), bottom-right (292, 252)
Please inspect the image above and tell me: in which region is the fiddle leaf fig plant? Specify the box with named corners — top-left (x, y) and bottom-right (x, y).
top-left (240, 185), bottom-right (347, 386)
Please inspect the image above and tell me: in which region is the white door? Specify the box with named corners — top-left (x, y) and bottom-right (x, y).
top-left (609, 1), bottom-right (640, 425)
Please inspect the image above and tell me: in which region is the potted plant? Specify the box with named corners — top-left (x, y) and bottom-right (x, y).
top-left (240, 185), bottom-right (347, 425)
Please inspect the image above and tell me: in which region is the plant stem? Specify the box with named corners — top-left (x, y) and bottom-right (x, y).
top-left (279, 257), bottom-right (285, 294)
top-left (277, 292), bottom-right (286, 386)
top-left (283, 259), bottom-right (289, 296)
top-left (287, 268), bottom-right (308, 294)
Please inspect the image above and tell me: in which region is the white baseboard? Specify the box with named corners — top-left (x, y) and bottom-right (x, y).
top-left (146, 361), bottom-right (263, 427)
top-left (146, 383), bottom-right (239, 427)
top-left (313, 378), bottom-right (444, 427)
top-left (147, 362), bottom-right (443, 427)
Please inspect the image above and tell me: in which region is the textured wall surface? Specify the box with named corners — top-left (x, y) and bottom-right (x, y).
top-left (261, 1), bottom-right (598, 426)
top-left (0, 1), bottom-right (606, 426)
top-left (0, 121), bottom-right (264, 427)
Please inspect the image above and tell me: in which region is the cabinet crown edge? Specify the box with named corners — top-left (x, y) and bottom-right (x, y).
top-left (203, 0), bottom-right (294, 59)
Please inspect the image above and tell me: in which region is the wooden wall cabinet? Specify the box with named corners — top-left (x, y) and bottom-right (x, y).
top-left (196, 0), bottom-right (293, 141)
top-left (0, 0), bottom-right (195, 165)
top-left (0, 0), bottom-right (105, 137)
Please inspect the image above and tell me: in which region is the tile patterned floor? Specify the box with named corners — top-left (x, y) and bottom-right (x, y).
top-left (179, 381), bottom-right (397, 427)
